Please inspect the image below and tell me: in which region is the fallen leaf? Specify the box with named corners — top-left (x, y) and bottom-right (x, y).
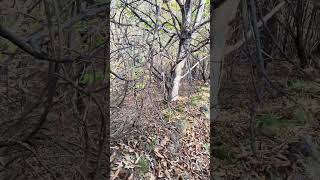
top-left (128, 173), bottom-right (134, 180)
top-left (164, 169), bottom-right (171, 178)
top-left (110, 152), bottom-right (116, 162)
top-left (111, 168), bottom-right (120, 180)
top-left (154, 147), bottom-right (165, 159)
top-left (112, 161), bottom-right (123, 170)
top-left (160, 136), bottom-right (170, 147)
top-left (144, 172), bottom-right (156, 180)
top-left (124, 154), bottom-right (133, 163)
top-left (158, 170), bottom-right (165, 178)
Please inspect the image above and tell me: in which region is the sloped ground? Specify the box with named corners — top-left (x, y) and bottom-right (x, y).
top-left (110, 66), bottom-right (320, 179)
top-left (213, 96), bottom-right (320, 179)
top-left (110, 84), bottom-right (210, 179)
top-left (213, 61), bottom-right (320, 179)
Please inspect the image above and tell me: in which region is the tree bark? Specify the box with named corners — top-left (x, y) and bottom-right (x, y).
top-left (210, 0), bottom-right (240, 120)
top-left (295, 0), bottom-right (308, 68)
top-left (170, 0), bottom-right (205, 101)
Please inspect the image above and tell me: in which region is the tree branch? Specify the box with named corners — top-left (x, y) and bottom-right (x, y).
top-left (0, 25), bottom-right (73, 63)
top-left (224, 1), bottom-right (285, 55)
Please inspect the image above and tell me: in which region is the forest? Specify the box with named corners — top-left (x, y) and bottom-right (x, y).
top-left (0, 0), bottom-right (319, 179)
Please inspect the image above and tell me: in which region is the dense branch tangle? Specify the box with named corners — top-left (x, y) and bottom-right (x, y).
top-left (0, 0), bottom-right (110, 179)
top-left (111, 0), bottom-right (210, 102)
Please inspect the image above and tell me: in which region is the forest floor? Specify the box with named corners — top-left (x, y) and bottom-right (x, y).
top-left (213, 62), bottom-right (320, 179)
top-left (110, 66), bottom-right (320, 180)
top-left (213, 79), bottom-right (320, 179)
top-left (110, 83), bottom-right (210, 179)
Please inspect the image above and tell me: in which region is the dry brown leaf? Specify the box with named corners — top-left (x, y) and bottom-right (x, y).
top-left (110, 152), bottom-right (116, 163)
top-left (118, 169), bottom-right (130, 179)
top-left (163, 160), bottom-right (169, 167)
top-left (174, 167), bottom-right (182, 176)
top-left (134, 156), bottom-right (140, 165)
top-left (128, 147), bottom-right (135, 153)
top-left (158, 170), bottom-right (165, 178)
top-left (123, 155), bottom-right (135, 169)
top-left (273, 157), bottom-right (290, 168)
top-left (123, 162), bottom-right (135, 169)
top-left (111, 168), bottom-right (120, 180)
top-left (144, 172), bottom-right (156, 180)
top-left (215, 170), bottom-right (226, 177)
top-left (112, 161), bottom-right (123, 170)
top-left (128, 173), bottom-right (134, 180)
top-left (128, 139), bottom-right (138, 148)
top-left (160, 136), bottom-right (170, 147)
top-left (154, 147), bottom-right (165, 159)
top-left (276, 153), bottom-right (288, 161)
top-left (164, 169), bottom-right (171, 179)
top-left (124, 154), bottom-right (133, 162)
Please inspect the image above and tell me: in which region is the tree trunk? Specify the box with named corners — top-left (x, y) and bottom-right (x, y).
top-left (170, 56), bottom-right (187, 101)
top-left (170, 0), bottom-right (205, 101)
top-left (210, 0), bottom-right (240, 120)
top-left (295, 0), bottom-right (308, 68)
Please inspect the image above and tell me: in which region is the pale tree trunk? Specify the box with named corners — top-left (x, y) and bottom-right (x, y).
top-left (170, 53), bottom-right (188, 101)
top-left (210, 0), bottom-right (240, 120)
top-left (170, 0), bottom-right (205, 101)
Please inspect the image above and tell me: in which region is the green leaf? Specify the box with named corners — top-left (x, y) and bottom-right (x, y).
top-left (138, 157), bottom-right (149, 175)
